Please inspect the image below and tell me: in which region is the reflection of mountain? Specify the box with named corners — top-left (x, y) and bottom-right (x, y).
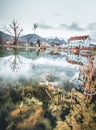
top-left (14, 48), bottom-right (89, 66)
top-left (0, 54), bottom-right (79, 80)
top-left (1, 48), bottom-right (91, 90)
top-left (0, 47), bottom-right (11, 57)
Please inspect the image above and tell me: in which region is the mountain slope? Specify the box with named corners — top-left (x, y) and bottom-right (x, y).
top-left (20, 34), bottom-right (45, 43)
top-left (46, 36), bottom-right (66, 44)
top-left (20, 34), bottom-right (66, 44)
top-left (0, 31), bottom-right (67, 45)
top-left (0, 31), bottom-right (11, 41)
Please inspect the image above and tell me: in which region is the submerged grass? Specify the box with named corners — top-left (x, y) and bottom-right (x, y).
top-left (0, 55), bottom-right (96, 130)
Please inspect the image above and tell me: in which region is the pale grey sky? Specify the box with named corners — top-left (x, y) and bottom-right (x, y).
top-left (0, 0), bottom-right (96, 38)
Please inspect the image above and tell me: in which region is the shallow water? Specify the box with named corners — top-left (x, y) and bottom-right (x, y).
top-left (1, 47), bottom-right (96, 130)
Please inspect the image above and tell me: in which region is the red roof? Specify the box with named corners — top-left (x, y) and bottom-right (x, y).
top-left (68, 35), bottom-right (89, 42)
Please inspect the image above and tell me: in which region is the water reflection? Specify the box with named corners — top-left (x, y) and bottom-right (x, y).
top-left (8, 48), bottom-right (22, 72)
top-left (0, 47), bottom-right (90, 89)
top-left (66, 52), bottom-right (88, 66)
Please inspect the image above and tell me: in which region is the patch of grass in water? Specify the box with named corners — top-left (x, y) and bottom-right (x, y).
top-left (92, 51), bottom-right (96, 56)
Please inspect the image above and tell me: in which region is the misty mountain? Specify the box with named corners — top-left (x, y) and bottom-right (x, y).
top-left (46, 36), bottom-right (66, 44)
top-left (20, 34), bottom-right (66, 44)
top-left (0, 31), bottom-right (11, 41)
top-left (20, 34), bottom-right (45, 43)
top-left (0, 31), bottom-right (66, 45)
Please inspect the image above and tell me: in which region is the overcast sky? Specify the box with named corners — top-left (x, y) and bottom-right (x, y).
top-left (0, 0), bottom-right (96, 38)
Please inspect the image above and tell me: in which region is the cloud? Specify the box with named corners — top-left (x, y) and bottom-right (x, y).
top-left (38, 21), bottom-right (54, 29)
top-left (60, 23), bottom-right (84, 31)
top-left (87, 23), bottom-right (96, 31)
top-left (53, 13), bottom-right (61, 17)
top-left (60, 24), bottom-right (68, 29)
top-left (69, 23), bottom-right (84, 31)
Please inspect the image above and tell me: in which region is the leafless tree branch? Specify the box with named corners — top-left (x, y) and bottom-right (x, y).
top-left (3, 19), bottom-right (23, 45)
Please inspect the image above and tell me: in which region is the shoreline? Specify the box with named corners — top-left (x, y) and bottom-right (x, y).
top-left (0, 44), bottom-right (96, 51)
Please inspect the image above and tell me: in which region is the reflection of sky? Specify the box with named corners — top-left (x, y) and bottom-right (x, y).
top-left (0, 54), bottom-right (80, 86)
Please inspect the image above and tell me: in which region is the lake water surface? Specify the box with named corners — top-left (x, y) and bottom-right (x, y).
top-left (0, 47), bottom-right (89, 89)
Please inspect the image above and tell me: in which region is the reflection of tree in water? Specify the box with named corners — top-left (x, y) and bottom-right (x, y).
top-left (36, 49), bottom-right (40, 56)
top-left (28, 48), bottom-right (40, 58)
top-left (8, 48), bottom-right (22, 72)
top-left (27, 49), bottom-right (40, 67)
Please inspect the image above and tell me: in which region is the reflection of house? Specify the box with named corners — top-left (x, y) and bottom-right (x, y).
top-left (67, 35), bottom-right (90, 48)
top-left (40, 42), bottom-right (46, 49)
top-left (66, 52), bottom-right (88, 65)
top-left (66, 58), bottom-right (83, 65)
top-left (6, 37), bottom-right (25, 46)
top-left (6, 37), bottom-right (14, 45)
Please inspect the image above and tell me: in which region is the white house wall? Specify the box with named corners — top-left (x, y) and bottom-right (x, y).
top-left (68, 38), bottom-right (90, 48)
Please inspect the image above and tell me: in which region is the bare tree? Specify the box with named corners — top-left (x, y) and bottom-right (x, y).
top-left (3, 19), bottom-right (23, 45)
top-left (33, 23), bottom-right (38, 34)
